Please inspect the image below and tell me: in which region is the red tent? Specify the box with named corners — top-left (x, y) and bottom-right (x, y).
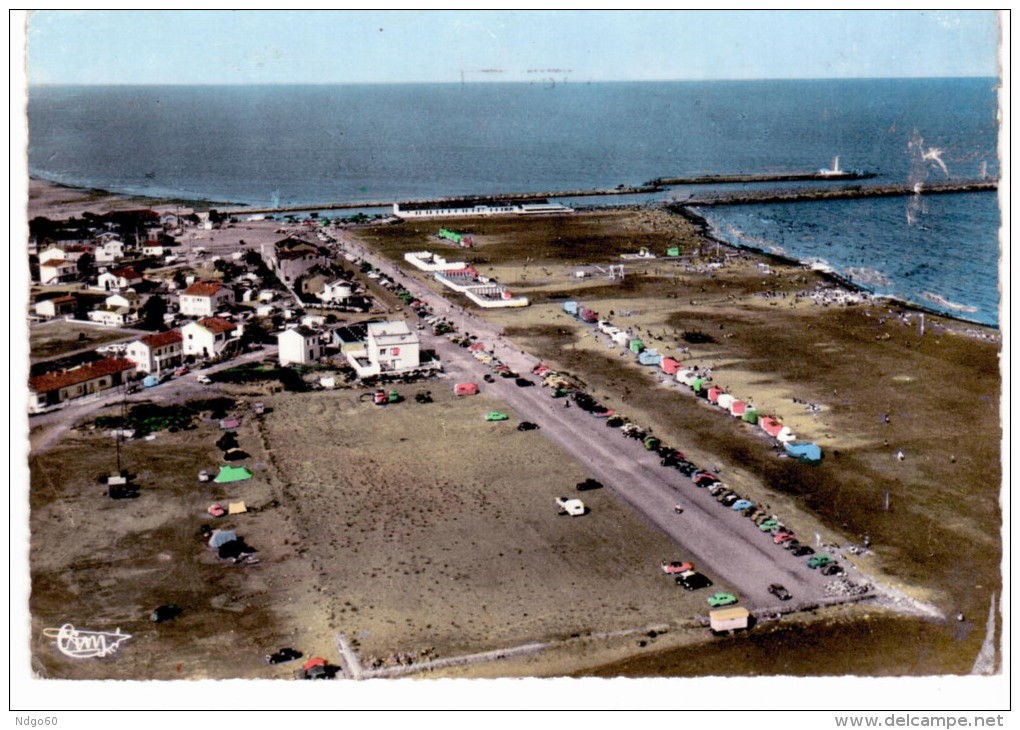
top-left (729, 400), bottom-right (747, 416)
top-left (468, 343), bottom-right (486, 351)
top-left (708, 386), bottom-right (724, 403)
top-left (303, 657), bottom-right (327, 671)
top-left (454, 382), bottom-right (479, 396)
top-left (761, 416), bottom-right (784, 437)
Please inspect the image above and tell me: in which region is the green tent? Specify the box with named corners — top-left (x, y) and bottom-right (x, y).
top-left (742, 407), bottom-right (761, 424)
top-left (691, 377), bottom-right (705, 392)
top-left (667, 246), bottom-right (681, 257)
top-left (214, 465), bottom-right (253, 483)
top-left (629, 339), bottom-right (645, 353)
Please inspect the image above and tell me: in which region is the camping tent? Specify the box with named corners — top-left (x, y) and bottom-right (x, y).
top-left (454, 382), bottom-right (479, 396)
top-left (760, 417), bottom-right (784, 437)
top-left (708, 386), bottom-right (724, 404)
top-left (228, 501), bottom-right (247, 515)
top-left (214, 465), bottom-right (253, 483)
top-left (219, 417), bottom-right (242, 430)
top-left (629, 339), bottom-right (644, 353)
top-left (785, 442), bottom-right (822, 464)
top-left (717, 393), bottom-right (734, 410)
top-left (224, 448), bottom-right (250, 461)
top-left (776, 427), bottom-right (796, 443)
top-left (209, 529), bottom-right (237, 548)
top-left (742, 407), bottom-right (761, 424)
top-left (729, 400), bottom-right (747, 417)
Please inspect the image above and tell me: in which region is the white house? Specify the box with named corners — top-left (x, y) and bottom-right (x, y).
top-left (318, 279), bottom-right (355, 304)
top-left (182, 317), bottom-right (240, 359)
top-left (278, 327), bottom-right (323, 366)
top-left (28, 357), bottom-right (137, 413)
top-left (97, 265), bottom-right (143, 291)
top-left (346, 320), bottom-right (422, 378)
top-left (34, 295), bottom-right (77, 319)
top-left (125, 329), bottom-right (183, 374)
top-left (39, 258), bottom-right (78, 285)
top-left (179, 281), bottom-right (235, 318)
top-left (88, 305), bottom-right (140, 327)
top-left (94, 238), bottom-right (126, 263)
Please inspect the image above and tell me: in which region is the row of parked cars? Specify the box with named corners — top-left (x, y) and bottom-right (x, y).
top-left (696, 477), bottom-right (845, 579)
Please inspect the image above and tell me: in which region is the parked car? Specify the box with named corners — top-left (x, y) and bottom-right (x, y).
top-left (576, 478), bottom-right (603, 491)
top-left (676, 572), bottom-right (713, 591)
top-left (759, 519), bottom-right (779, 531)
top-left (720, 494), bottom-right (740, 507)
top-left (768, 584), bottom-right (792, 601)
top-left (807, 555), bottom-right (834, 569)
top-left (707, 592), bottom-right (738, 608)
top-left (517, 421), bottom-right (539, 431)
top-left (484, 411), bottom-right (509, 421)
top-left (732, 499), bottom-right (755, 511)
top-left (266, 647), bottom-right (303, 664)
top-left (783, 540), bottom-right (802, 551)
top-left (514, 377), bottom-right (535, 387)
top-left (693, 472), bottom-right (720, 487)
top-left (708, 484), bottom-right (728, 497)
top-left (661, 560), bottom-right (694, 575)
top-left (196, 375), bottom-right (212, 384)
top-left (774, 532), bottom-right (797, 544)
top-left (792, 545), bottom-right (815, 557)
top-left (821, 563), bottom-right (845, 576)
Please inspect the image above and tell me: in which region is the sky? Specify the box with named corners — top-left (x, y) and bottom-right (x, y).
top-left (23, 9), bottom-right (1002, 85)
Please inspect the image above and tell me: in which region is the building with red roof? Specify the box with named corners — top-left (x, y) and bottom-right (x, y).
top-left (126, 329), bottom-right (184, 373)
top-left (28, 358), bottom-right (137, 413)
top-left (180, 281), bottom-right (235, 317)
top-left (182, 317), bottom-right (241, 359)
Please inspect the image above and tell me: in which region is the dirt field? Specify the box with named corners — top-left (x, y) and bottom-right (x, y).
top-left (29, 319), bottom-right (140, 362)
top-left (352, 208), bottom-right (1003, 674)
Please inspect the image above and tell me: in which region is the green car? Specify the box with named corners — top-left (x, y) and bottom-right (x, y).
top-left (759, 519), bottom-right (779, 531)
top-left (484, 411), bottom-right (510, 422)
top-left (707, 592), bottom-right (738, 608)
top-left (807, 555), bottom-right (834, 569)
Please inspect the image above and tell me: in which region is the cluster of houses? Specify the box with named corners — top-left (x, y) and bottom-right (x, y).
top-left (402, 250), bottom-right (528, 309)
top-left (28, 207), bottom-right (440, 412)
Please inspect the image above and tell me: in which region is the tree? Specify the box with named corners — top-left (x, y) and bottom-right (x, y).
top-left (76, 252), bottom-right (95, 281)
top-left (140, 296), bottom-right (168, 331)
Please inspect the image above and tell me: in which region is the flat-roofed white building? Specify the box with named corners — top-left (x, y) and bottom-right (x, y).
top-left (346, 320), bottom-right (424, 378)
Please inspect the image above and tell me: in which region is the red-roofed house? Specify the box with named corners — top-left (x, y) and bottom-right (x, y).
top-left (40, 258), bottom-right (78, 285)
top-left (28, 358), bottom-right (137, 413)
top-left (97, 265), bottom-right (143, 291)
top-left (182, 317), bottom-right (241, 359)
top-left (179, 281), bottom-right (235, 317)
top-left (126, 329), bottom-right (184, 373)
top-left (34, 295), bottom-right (78, 320)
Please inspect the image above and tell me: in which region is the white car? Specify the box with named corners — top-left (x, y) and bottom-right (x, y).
top-left (555, 497), bottom-right (586, 517)
top-left (196, 375), bottom-right (212, 384)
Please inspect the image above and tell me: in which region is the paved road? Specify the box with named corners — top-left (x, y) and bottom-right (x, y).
top-left (338, 234), bottom-right (854, 611)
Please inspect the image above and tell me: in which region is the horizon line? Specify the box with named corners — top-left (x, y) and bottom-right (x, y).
top-left (27, 74), bottom-right (1000, 88)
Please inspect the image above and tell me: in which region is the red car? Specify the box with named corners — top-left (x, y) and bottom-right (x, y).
top-left (774, 532), bottom-right (797, 545)
top-left (661, 560), bottom-right (694, 575)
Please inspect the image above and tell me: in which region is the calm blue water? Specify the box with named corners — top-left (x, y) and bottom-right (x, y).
top-left (27, 79), bottom-right (1001, 325)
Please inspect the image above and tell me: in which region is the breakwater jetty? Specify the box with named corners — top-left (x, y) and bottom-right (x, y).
top-left (221, 185), bottom-right (663, 216)
top-left (674, 179), bottom-right (997, 207)
top-left (646, 171), bottom-right (876, 186)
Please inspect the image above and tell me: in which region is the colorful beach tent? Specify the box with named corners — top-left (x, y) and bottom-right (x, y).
top-left (629, 339), bottom-right (645, 353)
top-left (717, 393), bottom-right (734, 410)
top-left (228, 501), bottom-right (247, 515)
top-left (742, 407), bottom-right (761, 424)
top-left (214, 465), bottom-right (253, 483)
top-left (638, 349), bottom-right (662, 366)
top-left (660, 357), bottom-right (682, 375)
top-left (729, 400), bottom-right (747, 417)
top-left (785, 442), bottom-right (823, 464)
top-left (777, 427), bottom-right (796, 443)
top-left (708, 386), bottom-right (724, 404)
top-left (761, 417), bottom-right (784, 437)
top-left (219, 417), bottom-right (242, 430)
top-left (208, 529), bottom-right (237, 548)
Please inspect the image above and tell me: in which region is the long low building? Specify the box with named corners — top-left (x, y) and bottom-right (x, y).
top-left (393, 198), bottom-right (573, 219)
top-left (29, 357), bottom-right (137, 413)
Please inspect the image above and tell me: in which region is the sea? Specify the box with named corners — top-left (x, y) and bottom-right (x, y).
top-left (27, 78), bottom-right (1002, 326)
